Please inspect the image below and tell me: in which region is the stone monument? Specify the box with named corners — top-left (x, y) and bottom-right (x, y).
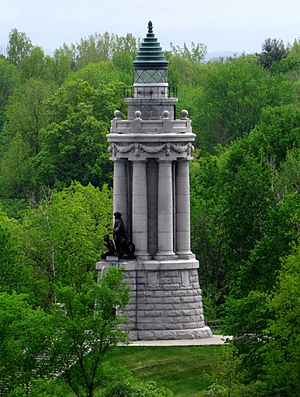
top-left (97, 21), bottom-right (212, 340)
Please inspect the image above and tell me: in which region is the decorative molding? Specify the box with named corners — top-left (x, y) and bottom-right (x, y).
top-left (108, 142), bottom-right (194, 157)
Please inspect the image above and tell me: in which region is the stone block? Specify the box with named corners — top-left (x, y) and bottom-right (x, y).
top-left (172, 290), bottom-right (188, 297)
top-left (163, 297), bottom-right (178, 304)
top-left (163, 284), bottom-right (180, 290)
top-left (180, 296), bottom-right (195, 303)
top-left (153, 289), bottom-right (172, 297)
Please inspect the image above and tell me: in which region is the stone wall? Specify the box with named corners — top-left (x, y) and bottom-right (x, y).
top-left (121, 261), bottom-right (212, 340)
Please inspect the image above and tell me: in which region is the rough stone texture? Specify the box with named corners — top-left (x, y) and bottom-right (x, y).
top-left (117, 259), bottom-right (212, 340)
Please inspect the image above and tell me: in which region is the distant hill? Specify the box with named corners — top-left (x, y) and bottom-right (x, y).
top-left (205, 51), bottom-right (239, 61)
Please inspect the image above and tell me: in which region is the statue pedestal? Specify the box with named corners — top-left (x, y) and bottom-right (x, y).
top-left (97, 257), bottom-right (212, 340)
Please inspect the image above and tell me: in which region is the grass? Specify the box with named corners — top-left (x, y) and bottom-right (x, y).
top-left (107, 345), bottom-right (221, 396)
top-left (31, 345), bottom-right (222, 396)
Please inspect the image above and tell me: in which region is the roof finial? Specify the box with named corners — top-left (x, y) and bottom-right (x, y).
top-left (148, 21), bottom-right (153, 34)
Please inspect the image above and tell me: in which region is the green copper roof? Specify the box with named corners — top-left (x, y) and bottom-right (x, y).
top-left (133, 21), bottom-right (168, 70)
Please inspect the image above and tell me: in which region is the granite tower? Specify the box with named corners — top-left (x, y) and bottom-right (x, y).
top-left (101, 22), bottom-right (212, 340)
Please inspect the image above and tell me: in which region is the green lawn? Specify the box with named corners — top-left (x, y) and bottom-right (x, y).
top-left (107, 345), bottom-right (221, 396)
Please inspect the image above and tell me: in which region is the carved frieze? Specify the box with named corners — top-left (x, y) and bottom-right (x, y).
top-left (108, 142), bottom-right (194, 157)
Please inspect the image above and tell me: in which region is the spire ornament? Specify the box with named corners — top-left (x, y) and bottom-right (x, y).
top-left (148, 21), bottom-right (153, 34)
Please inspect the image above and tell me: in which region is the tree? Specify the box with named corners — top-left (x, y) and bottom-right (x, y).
top-left (51, 47), bottom-right (75, 84)
top-left (37, 78), bottom-right (120, 189)
top-left (0, 78), bottom-right (54, 200)
top-left (58, 31), bottom-right (139, 72)
top-left (6, 28), bottom-right (32, 65)
top-left (0, 57), bottom-right (20, 128)
top-left (0, 206), bottom-right (33, 295)
top-left (261, 242), bottom-right (300, 396)
top-left (52, 269), bottom-right (130, 397)
top-left (275, 148), bottom-right (300, 197)
top-left (18, 46), bottom-right (58, 81)
top-left (204, 345), bottom-right (243, 397)
top-left (0, 292), bottom-right (55, 395)
top-left (258, 38), bottom-right (288, 70)
top-left (250, 104), bottom-right (300, 169)
top-left (223, 290), bottom-right (270, 383)
top-left (178, 56), bottom-right (295, 150)
top-left (19, 182), bottom-right (112, 306)
top-left (170, 42), bottom-right (207, 64)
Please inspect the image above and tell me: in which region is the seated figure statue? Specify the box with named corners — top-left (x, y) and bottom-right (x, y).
top-left (101, 234), bottom-right (116, 259)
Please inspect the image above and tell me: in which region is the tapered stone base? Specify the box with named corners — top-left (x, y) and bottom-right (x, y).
top-left (97, 258), bottom-right (212, 341)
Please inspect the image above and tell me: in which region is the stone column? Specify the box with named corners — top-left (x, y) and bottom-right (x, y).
top-left (176, 159), bottom-right (193, 258)
top-left (113, 159), bottom-right (128, 232)
top-left (132, 160), bottom-right (149, 257)
top-left (155, 160), bottom-right (176, 258)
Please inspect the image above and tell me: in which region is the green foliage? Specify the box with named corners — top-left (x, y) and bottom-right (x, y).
top-left (0, 207), bottom-right (33, 294)
top-left (258, 38), bottom-right (288, 70)
top-left (204, 345), bottom-right (243, 397)
top-left (0, 268), bottom-right (130, 397)
top-left (166, 54), bottom-right (201, 88)
top-left (59, 32), bottom-right (138, 72)
top-left (260, 243), bottom-right (300, 396)
top-left (36, 77), bottom-right (124, 189)
top-left (0, 78), bottom-right (55, 199)
top-left (0, 26), bottom-right (299, 397)
top-left (6, 28), bottom-right (32, 65)
top-left (104, 379), bottom-right (174, 397)
top-left (19, 182), bottom-right (112, 304)
top-left (170, 42), bottom-right (207, 64)
top-left (250, 104), bottom-right (300, 167)
top-left (0, 182), bottom-right (112, 306)
top-left (0, 292), bottom-right (55, 395)
top-left (52, 268), bottom-right (130, 397)
top-left (237, 193), bottom-right (300, 294)
top-left (72, 61), bottom-right (122, 88)
top-left (223, 291), bottom-right (269, 382)
top-left (178, 56), bottom-right (295, 150)
top-left (0, 57), bottom-right (20, 128)
top-left (275, 148), bottom-right (300, 196)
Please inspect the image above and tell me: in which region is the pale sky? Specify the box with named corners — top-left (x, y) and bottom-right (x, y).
top-left (0, 0), bottom-right (299, 56)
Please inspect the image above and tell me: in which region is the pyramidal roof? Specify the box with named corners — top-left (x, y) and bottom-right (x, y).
top-left (133, 21), bottom-right (168, 70)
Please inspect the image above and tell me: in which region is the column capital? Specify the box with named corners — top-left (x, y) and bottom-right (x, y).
top-left (130, 158), bottom-right (147, 163)
top-left (157, 158), bottom-right (173, 163)
top-left (112, 157), bottom-right (128, 163)
top-left (176, 158), bottom-right (190, 163)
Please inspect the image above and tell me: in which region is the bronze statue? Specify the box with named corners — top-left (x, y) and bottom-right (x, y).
top-left (120, 237), bottom-right (136, 259)
top-left (101, 212), bottom-right (135, 259)
top-left (101, 234), bottom-right (116, 259)
top-left (113, 212), bottom-right (127, 256)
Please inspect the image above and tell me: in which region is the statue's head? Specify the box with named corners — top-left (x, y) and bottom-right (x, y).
top-left (104, 234), bottom-right (110, 241)
top-left (114, 212), bottom-right (122, 219)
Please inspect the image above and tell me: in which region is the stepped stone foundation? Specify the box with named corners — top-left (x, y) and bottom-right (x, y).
top-left (96, 22), bottom-right (212, 340)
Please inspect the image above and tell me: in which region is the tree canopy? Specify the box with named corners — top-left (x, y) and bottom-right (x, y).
top-left (0, 27), bottom-right (299, 396)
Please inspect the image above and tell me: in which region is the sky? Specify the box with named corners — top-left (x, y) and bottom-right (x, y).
top-left (0, 0), bottom-right (299, 56)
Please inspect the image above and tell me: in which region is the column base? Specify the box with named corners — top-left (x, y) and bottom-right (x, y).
top-left (176, 251), bottom-right (195, 260)
top-left (154, 252), bottom-right (177, 261)
top-left (135, 253), bottom-right (152, 261)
